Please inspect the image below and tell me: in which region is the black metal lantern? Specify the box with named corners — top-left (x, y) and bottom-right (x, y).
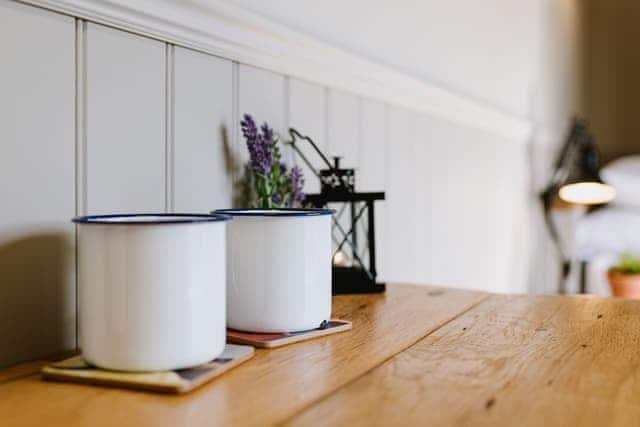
top-left (286, 128), bottom-right (385, 294)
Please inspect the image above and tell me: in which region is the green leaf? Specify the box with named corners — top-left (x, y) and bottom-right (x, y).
top-left (611, 253), bottom-right (640, 274)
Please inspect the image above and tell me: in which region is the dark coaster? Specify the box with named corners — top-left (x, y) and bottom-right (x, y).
top-left (227, 319), bottom-right (352, 348)
top-left (41, 344), bottom-right (254, 394)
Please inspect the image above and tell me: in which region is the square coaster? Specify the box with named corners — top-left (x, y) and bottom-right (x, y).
top-left (227, 319), bottom-right (352, 348)
top-left (41, 344), bottom-right (254, 394)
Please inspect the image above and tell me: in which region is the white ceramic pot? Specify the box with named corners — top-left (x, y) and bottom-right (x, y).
top-left (73, 213), bottom-right (230, 372)
top-left (215, 208), bottom-right (334, 332)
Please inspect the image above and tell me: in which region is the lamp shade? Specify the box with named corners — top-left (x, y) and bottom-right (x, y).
top-left (555, 123), bottom-right (615, 205)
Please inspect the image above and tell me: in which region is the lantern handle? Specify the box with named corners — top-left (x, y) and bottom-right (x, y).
top-left (286, 128), bottom-right (335, 178)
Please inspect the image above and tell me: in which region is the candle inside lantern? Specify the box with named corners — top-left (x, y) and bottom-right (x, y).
top-left (333, 250), bottom-right (348, 266)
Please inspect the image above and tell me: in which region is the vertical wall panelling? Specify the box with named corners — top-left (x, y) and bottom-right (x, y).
top-left (359, 99), bottom-right (389, 280)
top-left (235, 64), bottom-right (286, 206)
top-left (387, 107), bottom-right (417, 283)
top-left (327, 89), bottom-right (361, 262)
top-left (231, 62), bottom-right (240, 200)
top-left (75, 19), bottom-right (87, 216)
top-left (288, 78), bottom-right (329, 194)
top-left (413, 114), bottom-right (518, 293)
top-left (413, 114), bottom-right (436, 286)
top-left (0, 2), bottom-right (75, 367)
top-left (501, 141), bottom-right (532, 294)
top-left (282, 76), bottom-right (293, 166)
top-left (84, 23), bottom-right (166, 214)
top-left (172, 46), bottom-right (234, 212)
top-left (165, 44), bottom-right (175, 212)
top-left (327, 89), bottom-right (360, 169)
top-left (74, 18), bottom-right (86, 347)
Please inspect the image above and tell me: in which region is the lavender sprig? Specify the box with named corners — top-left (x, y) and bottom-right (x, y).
top-left (240, 113), bottom-right (305, 208)
top-left (241, 114), bottom-right (273, 175)
top-left (289, 166), bottom-right (305, 204)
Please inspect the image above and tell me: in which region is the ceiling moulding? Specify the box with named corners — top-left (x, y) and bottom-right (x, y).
top-left (21, 0), bottom-right (532, 142)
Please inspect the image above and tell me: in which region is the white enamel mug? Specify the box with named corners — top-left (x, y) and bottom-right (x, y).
top-left (214, 208), bottom-right (334, 332)
top-left (73, 213), bottom-right (230, 372)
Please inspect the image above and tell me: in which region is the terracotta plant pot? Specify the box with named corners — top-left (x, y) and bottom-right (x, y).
top-left (607, 271), bottom-right (640, 299)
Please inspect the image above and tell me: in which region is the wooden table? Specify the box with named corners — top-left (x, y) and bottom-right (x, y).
top-left (2, 284), bottom-right (640, 426)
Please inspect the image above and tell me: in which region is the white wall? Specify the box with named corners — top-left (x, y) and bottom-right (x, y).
top-left (229, 0), bottom-right (577, 118)
top-left (230, 0), bottom-right (585, 293)
top-left (0, 0), bottom-right (583, 367)
top-left (0, 0), bottom-right (76, 368)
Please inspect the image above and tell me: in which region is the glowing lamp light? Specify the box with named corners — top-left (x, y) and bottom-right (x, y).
top-left (558, 182), bottom-right (616, 205)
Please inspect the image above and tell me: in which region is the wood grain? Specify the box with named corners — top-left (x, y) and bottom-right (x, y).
top-left (0, 350), bottom-right (78, 385)
top-left (0, 284), bottom-right (486, 427)
top-left (286, 293), bottom-right (640, 427)
top-left (0, 361), bottom-right (48, 385)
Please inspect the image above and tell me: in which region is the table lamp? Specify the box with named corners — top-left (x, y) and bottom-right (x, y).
top-left (541, 118), bottom-right (615, 293)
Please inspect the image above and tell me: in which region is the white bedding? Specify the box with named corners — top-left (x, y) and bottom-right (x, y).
top-left (602, 155), bottom-right (640, 210)
top-left (576, 206), bottom-right (640, 261)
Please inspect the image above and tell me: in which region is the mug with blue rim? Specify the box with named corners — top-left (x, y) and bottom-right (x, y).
top-left (214, 208), bottom-right (334, 333)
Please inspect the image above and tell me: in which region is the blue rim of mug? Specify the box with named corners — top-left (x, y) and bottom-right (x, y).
top-left (213, 208), bottom-right (335, 217)
top-left (72, 213), bottom-right (232, 225)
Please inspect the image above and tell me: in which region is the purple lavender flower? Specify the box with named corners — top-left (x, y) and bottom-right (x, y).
top-left (240, 114), bottom-right (257, 141)
top-left (241, 113), bottom-right (306, 208)
top-left (289, 166), bottom-right (305, 203)
top-left (241, 114), bottom-right (273, 175)
top-left (260, 122), bottom-right (274, 147)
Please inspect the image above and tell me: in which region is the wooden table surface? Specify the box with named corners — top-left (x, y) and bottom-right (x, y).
top-left (2, 284), bottom-right (640, 426)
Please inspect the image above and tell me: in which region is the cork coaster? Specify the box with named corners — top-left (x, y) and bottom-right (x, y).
top-left (227, 319), bottom-right (352, 348)
top-left (41, 344), bottom-right (254, 394)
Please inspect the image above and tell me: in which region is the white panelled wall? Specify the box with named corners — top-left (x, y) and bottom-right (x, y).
top-left (1, 0), bottom-right (536, 367)
top-left (288, 79), bottom-right (327, 195)
top-left (172, 47), bottom-right (233, 212)
top-left (0, 0), bottom-right (75, 368)
top-left (83, 22), bottom-right (166, 214)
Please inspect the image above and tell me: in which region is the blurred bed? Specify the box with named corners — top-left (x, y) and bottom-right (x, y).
top-left (576, 155), bottom-right (640, 295)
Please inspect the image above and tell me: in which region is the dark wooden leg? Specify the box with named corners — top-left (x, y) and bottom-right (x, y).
top-left (366, 200), bottom-right (376, 281)
top-left (579, 261), bottom-right (588, 294)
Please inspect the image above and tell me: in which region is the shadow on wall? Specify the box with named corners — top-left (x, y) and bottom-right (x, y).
top-left (0, 232), bottom-right (75, 368)
top-left (221, 124), bottom-right (253, 208)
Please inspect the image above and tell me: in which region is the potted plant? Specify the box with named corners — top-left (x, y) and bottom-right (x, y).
top-left (608, 253), bottom-right (640, 299)
top-left (215, 114), bottom-right (334, 333)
